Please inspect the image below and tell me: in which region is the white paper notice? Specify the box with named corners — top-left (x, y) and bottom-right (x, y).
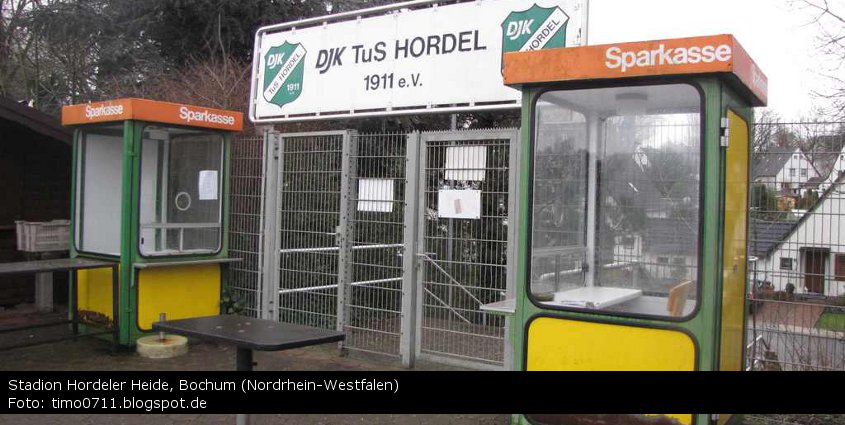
top-left (198, 170), bottom-right (218, 200)
top-left (444, 146), bottom-right (487, 181)
top-left (438, 189), bottom-right (481, 219)
top-left (357, 179), bottom-right (394, 212)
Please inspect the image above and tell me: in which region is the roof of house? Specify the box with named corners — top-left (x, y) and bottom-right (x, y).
top-left (749, 219), bottom-right (797, 258)
top-left (0, 97), bottom-right (71, 144)
top-left (801, 176), bottom-right (825, 189)
top-left (642, 218), bottom-right (698, 256)
top-left (806, 135), bottom-right (845, 181)
top-left (759, 171), bottom-right (845, 260)
top-left (752, 147), bottom-right (797, 179)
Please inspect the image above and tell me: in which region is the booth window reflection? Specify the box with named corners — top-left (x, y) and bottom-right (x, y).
top-left (75, 124), bottom-right (124, 255)
top-left (530, 84), bottom-right (701, 318)
top-left (139, 125), bottom-right (224, 256)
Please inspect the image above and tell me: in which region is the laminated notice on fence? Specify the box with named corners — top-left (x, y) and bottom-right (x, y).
top-left (438, 189), bottom-right (481, 219)
top-left (198, 170), bottom-right (218, 200)
top-left (445, 146), bottom-right (487, 181)
top-left (358, 179), bottom-right (394, 212)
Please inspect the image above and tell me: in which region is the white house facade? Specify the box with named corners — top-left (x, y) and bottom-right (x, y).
top-left (755, 179), bottom-right (845, 297)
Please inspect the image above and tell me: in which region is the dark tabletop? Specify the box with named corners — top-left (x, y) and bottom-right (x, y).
top-left (0, 257), bottom-right (118, 276)
top-left (152, 315), bottom-right (345, 351)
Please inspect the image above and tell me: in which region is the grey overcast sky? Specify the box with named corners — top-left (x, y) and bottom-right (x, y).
top-left (587, 0), bottom-right (839, 119)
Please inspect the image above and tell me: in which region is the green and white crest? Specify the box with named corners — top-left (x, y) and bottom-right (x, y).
top-left (262, 41), bottom-right (307, 109)
top-left (501, 4), bottom-right (568, 58)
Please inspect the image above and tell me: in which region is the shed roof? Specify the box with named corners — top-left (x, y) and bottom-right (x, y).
top-left (0, 97), bottom-right (71, 144)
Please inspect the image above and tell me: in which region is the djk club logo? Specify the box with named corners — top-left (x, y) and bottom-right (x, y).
top-left (263, 41), bottom-right (307, 109)
top-left (501, 3), bottom-right (569, 71)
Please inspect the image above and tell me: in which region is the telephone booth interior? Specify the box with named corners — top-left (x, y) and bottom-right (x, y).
top-left (61, 98), bottom-right (243, 345)
top-left (503, 35), bottom-right (767, 425)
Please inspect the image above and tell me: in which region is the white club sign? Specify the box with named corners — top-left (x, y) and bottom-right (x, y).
top-left (250, 0), bottom-right (586, 123)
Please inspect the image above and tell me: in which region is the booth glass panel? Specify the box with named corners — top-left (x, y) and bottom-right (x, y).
top-left (530, 84), bottom-right (701, 318)
top-left (139, 125), bottom-right (224, 256)
top-left (75, 124), bottom-right (124, 256)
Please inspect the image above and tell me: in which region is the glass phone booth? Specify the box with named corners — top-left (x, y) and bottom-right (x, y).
top-left (61, 98), bottom-right (243, 345)
top-left (503, 35), bottom-right (767, 425)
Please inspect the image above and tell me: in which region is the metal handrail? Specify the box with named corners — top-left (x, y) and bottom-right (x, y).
top-left (278, 277), bottom-right (401, 295)
top-left (416, 253), bottom-right (484, 306)
top-left (422, 287), bottom-right (471, 324)
top-left (279, 243), bottom-right (402, 254)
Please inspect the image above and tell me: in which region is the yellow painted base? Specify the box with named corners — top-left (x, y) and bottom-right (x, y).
top-left (77, 267), bottom-right (116, 321)
top-left (526, 317), bottom-right (696, 424)
top-left (137, 264), bottom-right (221, 330)
top-left (526, 317), bottom-right (696, 371)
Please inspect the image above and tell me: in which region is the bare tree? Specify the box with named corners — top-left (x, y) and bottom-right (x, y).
top-left (795, 0), bottom-right (845, 119)
top-left (754, 109), bottom-right (783, 153)
top-left (0, 0), bottom-right (46, 102)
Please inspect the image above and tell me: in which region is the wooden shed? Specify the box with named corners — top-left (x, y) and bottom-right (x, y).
top-left (0, 97), bottom-right (72, 306)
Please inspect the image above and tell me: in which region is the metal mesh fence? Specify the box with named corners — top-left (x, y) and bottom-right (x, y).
top-left (419, 131), bottom-right (514, 367)
top-left (228, 135), bottom-right (265, 318)
top-left (276, 133), bottom-right (345, 329)
top-left (343, 132), bottom-right (407, 357)
top-left (747, 121), bottom-right (845, 371)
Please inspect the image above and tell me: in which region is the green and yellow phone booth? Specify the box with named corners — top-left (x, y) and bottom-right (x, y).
top-left (61, 98), bottom-right (243, 345)
top-left (502, 35), bottom-right (767, 425)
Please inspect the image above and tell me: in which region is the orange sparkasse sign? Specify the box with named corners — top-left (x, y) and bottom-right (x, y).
top-left (61, 98), bottom-right (244, 131)
top-left (504, 34), bottom-right (767, 106)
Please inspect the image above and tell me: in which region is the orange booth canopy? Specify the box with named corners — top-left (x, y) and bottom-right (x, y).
top-left (61, 98), bottom-right (244, 131)
top-left (503, 34), bottom-right (767, 107)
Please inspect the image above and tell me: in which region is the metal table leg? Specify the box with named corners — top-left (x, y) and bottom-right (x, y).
top-left (236, 347), bottom-right (253, 425)
top-left (236, 347), bottom-right (254, 372)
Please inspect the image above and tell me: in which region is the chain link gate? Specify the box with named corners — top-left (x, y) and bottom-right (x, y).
top-left (262, 131), bottom-right (346, 329)
top-left (260, 130), bottom-right (413, 359)
top-left (258, 128), bottom-right (517, 368)
top-left (341, 132), bottom-right (409, 357)
top-left (415, 129), bottom-right (519, 369)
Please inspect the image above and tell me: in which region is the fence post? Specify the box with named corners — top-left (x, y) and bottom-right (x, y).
top-left (401, 131), bottom-right (422, 368)
top-left (504, 127), bottom-right (520, 371)
top-left (414, 132), bottom-right (429, 362)
top-left (336, 130), bottom-right (358, 353)
top-left (260, 129), bottom-right (282, 320)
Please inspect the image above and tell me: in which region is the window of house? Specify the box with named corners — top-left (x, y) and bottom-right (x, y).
top-left (800, 168), bottom-right (808, 177)
top-left (794, 154), bottom-right (799, 159)
top-left (780, 257), bottom-right (793, 270)
top-left (835, 254), bottom-right (845, 281)
top-left (530, 84), bottom-right (701, 318)
top-left (138, 125), bottom-right (224, 256)
top-left (789, 168), bottom-right (796, 177)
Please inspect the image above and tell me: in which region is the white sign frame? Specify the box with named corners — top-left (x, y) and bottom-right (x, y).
top-left (249, 0), bottom-right (587, 123)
